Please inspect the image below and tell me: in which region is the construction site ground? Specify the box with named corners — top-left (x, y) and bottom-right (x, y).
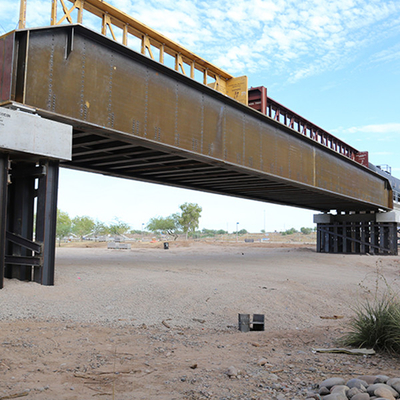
top-left (1, 239), bottom-right (400, 399)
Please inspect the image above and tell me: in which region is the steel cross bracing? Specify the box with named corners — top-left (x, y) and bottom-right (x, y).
top-left (0, 25), bottom-right (393, 214)
top-left (45, 0), bottom-right (249, 105)
top-left (248, 87), bottom-right (369, 166)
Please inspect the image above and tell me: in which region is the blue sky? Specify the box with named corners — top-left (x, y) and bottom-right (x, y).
top-left (1, 0), bottom-right (399, 232)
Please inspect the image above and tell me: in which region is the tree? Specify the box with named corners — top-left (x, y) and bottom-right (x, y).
top-left (72, 215), bottom-right (95, 240)
top-left (300, 227), bottom-right (313, 235)
top-left (281, 227), bottom-right (298, 236)
top-left (56, 210), bottom-right (72, 246)
top-left (179, 202), bottom-right (202, 240)
top-left (201, 228), bottom-right (217, 237)
top-left (108, 218), bottom-right (130, 236)
top-left (238, 229), bottom-right (248, 235)
top-left (92, 220), bottom-right (109, 238)
top-left (147, 214), bottom-right (180, 240)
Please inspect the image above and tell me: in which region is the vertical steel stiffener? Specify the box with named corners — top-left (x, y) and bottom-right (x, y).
top-left (0, 154), bottom-right (8, 289)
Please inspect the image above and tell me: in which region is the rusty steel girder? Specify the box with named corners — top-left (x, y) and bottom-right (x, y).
top-left (0, 25), bottom-right (393, 212)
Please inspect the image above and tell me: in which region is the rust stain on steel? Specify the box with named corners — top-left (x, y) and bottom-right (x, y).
top-left (3, 25), bottom-right (392, 212)
top-left (0, 32), bottom-right (15, 103)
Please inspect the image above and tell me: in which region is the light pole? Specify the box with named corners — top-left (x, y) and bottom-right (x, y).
top-left (141, 223), bottom-right (144, 240)
top-left (236, 222), bottom-right (239, 242)
top-left (264, 210), bottom-right (266, 234)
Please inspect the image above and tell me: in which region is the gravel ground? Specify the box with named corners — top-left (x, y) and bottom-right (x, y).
top-left (0, 242), bottom-right (399, 399)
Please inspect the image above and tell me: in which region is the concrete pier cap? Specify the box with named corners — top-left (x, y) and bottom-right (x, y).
top-left (376, 210), bottom-right (400, 223)
top-left (314, 210), bottom-right (400, 224)
top-left (0, 105), bottom-right (72, 160)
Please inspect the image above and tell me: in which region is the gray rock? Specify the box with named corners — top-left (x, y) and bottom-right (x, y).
top-left (320, 378), bottom-right (346, 390)
top-left (319, 387), bottom-right (330, 395)
top-left (387, 378), bottom-right (400, 394)
top-left (359, 376), bottom-right (378, 385)
top-left (375, 376), bottom-right (390, 384)
top-left (257, 357), bottom-right (268, 366)
top-left (321, 393), bottom-right (347, 400)
top-left (346, 379), bottom-right (368, 391)
top-left (351, 394), bottom-right (370, 400)
top-left (306, 393), bottom-right (322, 400)
top-left (269, 373), bottom-right (279, 382)
top-left (367, 384), bottom-right (398, 398)
top-left (331, 385), bottom-right (349, 395)
top-left (347, 387), bottom-right (362, 398)
top-left (374, 386), bottom-right (396, 400)
top-left (226, 366), bottom-right (238, 378)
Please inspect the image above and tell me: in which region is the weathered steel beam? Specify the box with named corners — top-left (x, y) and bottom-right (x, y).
top-left (5, 255), bottom-right (41, 266)
top-left (6, 231), bottom-right (41, 253)
top-left (1, 25), bottom-right (394, 212)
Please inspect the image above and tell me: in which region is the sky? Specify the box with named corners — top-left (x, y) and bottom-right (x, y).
top-left (1, 0), bottom-right (400, 233)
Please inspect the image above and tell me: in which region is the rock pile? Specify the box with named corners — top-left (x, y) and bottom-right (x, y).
top-left (307, 376), bottom-right (400, 400)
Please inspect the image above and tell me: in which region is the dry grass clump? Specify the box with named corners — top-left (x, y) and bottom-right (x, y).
top-left (342, 292), bottom-right (400, 353)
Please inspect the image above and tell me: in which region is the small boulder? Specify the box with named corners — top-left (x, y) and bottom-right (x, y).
top-left (346, 379), bottom-right (368, 391)
top-left (367, 384), bottom-right (398, 398)
top-left (226, 366), bottom-right (238, 378)
top-left (387, 378), bottom-right (400, 394)
top-left (351, 394), bottom-right (370, 400)
top-left (358, 376), bottom-right (378, 385)
top-left (347, 387), bottom-right (362, 398)
top-left (375, 375), bottom-right (390, 384)
top-left (374, 386), bottom-right (396, 400)
top-left (320, 378), bottom-right (346, 390)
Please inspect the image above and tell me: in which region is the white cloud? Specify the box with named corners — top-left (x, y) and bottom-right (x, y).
top-left (336, 123), bottom-right (400, 135)
top-left (2, 0), bottom-right (400, 83)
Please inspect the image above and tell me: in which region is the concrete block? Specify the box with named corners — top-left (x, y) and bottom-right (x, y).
top-left (376, 210), bottom-right (400, 223)
top-left (313, 214), bottom-right (333, 224)
top-left (0, 108), bottom-right (72, 160)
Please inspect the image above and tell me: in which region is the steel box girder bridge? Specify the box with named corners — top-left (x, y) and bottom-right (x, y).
top-left (0, 7), bottom-right (398, 288)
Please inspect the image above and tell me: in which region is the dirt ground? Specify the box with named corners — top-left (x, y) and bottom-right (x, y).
top-left (1, 241), bottom-right (400, 399)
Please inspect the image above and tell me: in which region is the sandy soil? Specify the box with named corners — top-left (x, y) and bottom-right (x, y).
top-left (1, 242), bottom-right (400, 399)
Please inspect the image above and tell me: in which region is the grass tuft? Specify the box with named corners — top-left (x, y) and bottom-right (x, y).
top-left (342, 292), bottom-right (400, 354)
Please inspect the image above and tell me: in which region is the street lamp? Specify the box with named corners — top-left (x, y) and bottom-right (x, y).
top-left (236, 222), bottom-right (239, 242)
top-left (264, 209), bottom-right (266, 233)
top-left (141, 223), bottom-right (144, 240)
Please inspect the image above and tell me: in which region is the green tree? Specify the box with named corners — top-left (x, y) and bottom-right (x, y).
top-left (147, 214), bottom-right (180, 240)
top-left (300, 227), bottom-right (313, 235)
top-left (93, 220), bottom-right (109, 238)
top-left (217, 229), bottom-right (227, 235)
top-left (179, 202), bottom-right (202, 240)
top-left (108, 218), bottom-right (130, 236)
top-left (281, 227), bottom-right (298, 236)
top-left (72, 215), bottom-right (95, 240)
top-left (238, 228), bottom-right (248, 235)
top-left (56, 210), bottom-right (72, 246)
top-left (201, 228), bottom-right (217, 237)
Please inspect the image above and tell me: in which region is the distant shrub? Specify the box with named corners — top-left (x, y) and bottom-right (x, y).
top-left (300, 227), bottom-right (313, 235)
top-left (281, 228), bottom-right (297, 236)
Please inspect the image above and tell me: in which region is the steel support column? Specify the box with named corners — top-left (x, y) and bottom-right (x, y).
top-left (0, 153), bottom-right (9, 289)
top-left (5, 161), bottom-right (36, 281)
top-left (34, 160), bottom-right (59, 285)
top-left (316, 220), bottom-right (398, 255)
